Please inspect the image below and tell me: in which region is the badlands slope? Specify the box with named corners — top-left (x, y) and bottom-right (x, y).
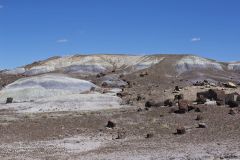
top-left (3, 54), bottom-right (163, 75)
top-left (1, 54), bottom-right (240, 113)
top-left (0, 74), bottom-right (124, 113)
top-left (2, 54), bottom-right (239, 79)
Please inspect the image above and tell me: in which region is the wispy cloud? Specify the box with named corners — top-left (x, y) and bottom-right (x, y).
top-left (56, 39), bottom-right (68, 43)
top-left (0, 5), bottom-right (4, 9)
top-left (191, 37), bottom-right (201, 42)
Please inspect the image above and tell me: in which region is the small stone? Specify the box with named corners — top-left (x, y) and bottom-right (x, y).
top-left (195, 107), bottom-right (201, 112)
top-left (96, 72), bottom-right (106, 78)
top-left (159, 114), bottom-right (164, 117)
top-left (116, 92), bottom-right (129, 98)
top-left (116, 130), bottom-right (126, 139)
top-left (137, 108), bottom-right (143, 112)
top-left (196, 115), bottom-right (203, 121)
top-left (198, 123), bottom-right (207, 128)
top-left (106, 121), bottom-right (116, 128)
top-left (176, 127), bottom-right (186, 135)
top-left (146, 133), bottom-right (154, 138)
top-left (174, 94), bottom-right (184, 100)
top-left (175, 86), bottom-right (181, 91)
top-left (139, 71), bottom-right (148, 77)
top-left (229, 108), bottom-right (237, 115)
top-left (6, 97), bottom-right (13, 104)
top-left (178, 100), bottom-right (191, 113)
top-left (145, 99), bottom-right (162, 108)
top-left (169, 107), bottom-right (178, 113)
top-left (164, 99), bottom-right (174, 107)
top-left (101, 82), bottom-right (108, 87)
top-left (136, 95), bottom-right (144, 101)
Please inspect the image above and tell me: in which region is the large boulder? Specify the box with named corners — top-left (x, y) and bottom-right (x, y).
top-left (225, 92), bottom-right (240, 107)
top-left (224, 82), bottom-right (237, 88)
top-left (228, 101), bottom-right (239, 108)
top-left (197, 89), bottom-right (225, 105)
top-left (208, 89), bottom-right (225, 105)
top-left (177, 100), bottom-right (192, 113)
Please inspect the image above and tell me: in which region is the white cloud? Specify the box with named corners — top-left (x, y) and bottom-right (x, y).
top-left (191, 37), bottom-right (201, 42)
top-left (56, 39), bottom-right (68, 43)
top-left (0, 5), bottom-right (4, 9)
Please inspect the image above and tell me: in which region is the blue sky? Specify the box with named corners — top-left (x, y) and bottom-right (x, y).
top-left (1, 0), bottom-right (240, 68)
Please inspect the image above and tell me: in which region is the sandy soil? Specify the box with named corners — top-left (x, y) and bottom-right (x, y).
top-left (0, 103), bottom-right (240, 159)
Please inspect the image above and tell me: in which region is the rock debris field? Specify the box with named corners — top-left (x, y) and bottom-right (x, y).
top-left (0, 54), bottom-right (240, 159)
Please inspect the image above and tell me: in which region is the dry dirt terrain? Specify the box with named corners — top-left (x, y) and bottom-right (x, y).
top-left (0, 54), bottom-right (240, 160)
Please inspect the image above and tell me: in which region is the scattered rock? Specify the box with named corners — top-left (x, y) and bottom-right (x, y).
top-left (193, 80), bottom-right (210, 86)
top-left (196, 115), bottom-right (203, 121)
top-left (169, 107), bottom-right (178, 113)
top-left (146, 133), bottom-right (154, 138)
top-left (209, 83), bottom-right (216, 87)
top-left (198, 123), bottom-right (207, 128)
top-left (228, 101), bottom-right (239, 108)
top-left (229, 108), bottom-right (237, 115)
top-left (225, 92), bottom-right (240, 106)
top-left (196, 94), bottom-right (207, 104)
top-left (159, 114), bottom-right (164, 117)
top-left (119, 74), bottom-right (124, 79)
top-left (145, 107), bottom-right (150, 111)
top-left (174, 86), bottom-right (181, 91)
top-left (164, 99), bottom-right (174, 107)
top-left (145, 100), bottom-right (163, 108)
top-left (116, 130), bottom-right (126, 139)
top-left (195, 107), bottom-right (201, 112)
top-left (6, 97), bottom-right (13, 104)
top-left (176, 127), bottom-right (186, 135)
top-left (136, 94), bottom-right (144, 101)
top-left (187, 105), bottom-right (195, 111)
top-left (123, 99), bottom-right (133, 105)
top-left (137, 108), bottom-right (143, 112)
top-left (139, 71), bottom-right (148, 77)
top-left (174, 94), bottom-right (184, 101)
top-left (193, 81), bottom-right (205, 86)
top-left (126, 81), bottom-right (132, 88)
top-left (101, 82), bottom-right (108, 87)
top-left (90, 87), bottom-right (95, 91)
top-left (177, 100), bottom-right (191, 113)
top-left (106, 121), bottom-right (116, 129)
top-left (96, 72), bottom-right (106, 78)
top-left (116, 92), bottom-right (129, 98)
